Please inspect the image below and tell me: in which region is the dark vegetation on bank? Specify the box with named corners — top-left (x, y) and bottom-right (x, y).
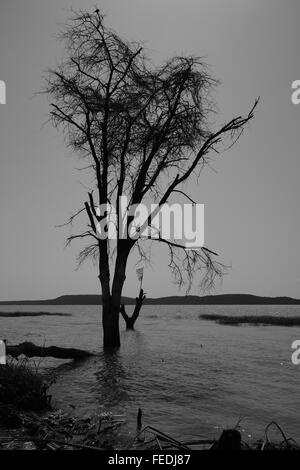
top-left (1, 294), bottom-right (300, 306)
top-left (0, 360), bottom-right (125, 450)
top-left (0, 312), bottom-right (71, 318)
top-left (0, 361), bottom-right (52, 422)
top-left (200, 314), bottom-right (300, 326)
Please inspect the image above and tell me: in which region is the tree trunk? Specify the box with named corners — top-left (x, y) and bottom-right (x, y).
top-left (102, 297), bottom-right (121, 349)
top-left (120, 288), bottom-right (146, 329)
top-left (101, 242), bottom-right (131, 349)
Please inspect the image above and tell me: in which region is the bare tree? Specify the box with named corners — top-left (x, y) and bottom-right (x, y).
top-left (45, 9), bottom-right (258, 349)
top-left (120, 288), bottom-right (146, 330)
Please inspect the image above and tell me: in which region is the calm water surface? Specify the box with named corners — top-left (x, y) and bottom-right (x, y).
top-left (1, 304), bottom-right (300, 445)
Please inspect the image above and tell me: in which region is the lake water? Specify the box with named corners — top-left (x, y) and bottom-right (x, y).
top-left (1, 304), bottom-right (300, 446)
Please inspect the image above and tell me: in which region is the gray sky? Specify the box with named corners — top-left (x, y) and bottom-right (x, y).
top-left (0, 0), bottom-right (300, 300)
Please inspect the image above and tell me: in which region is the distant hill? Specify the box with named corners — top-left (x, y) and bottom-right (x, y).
top-left (0, 294), bottom-right (300, 305)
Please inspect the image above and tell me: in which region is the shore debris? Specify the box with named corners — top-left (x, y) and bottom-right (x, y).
top-left (0, 409), bottom-right (126, 450)
top-left (137, 408), bottom-right (142, 429)
top-left (0, 414), bottom-right (299, 450)
top-left (129, 425), bottom-right (215, 450)
top-left (128, 422), bottom-right (300, 451)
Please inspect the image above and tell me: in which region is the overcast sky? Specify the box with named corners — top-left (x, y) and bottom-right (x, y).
top-left (0, 0), bottom-right (300, 300)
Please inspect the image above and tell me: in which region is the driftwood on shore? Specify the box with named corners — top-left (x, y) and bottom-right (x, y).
top-left (6, 342), bottom-right (93, 360)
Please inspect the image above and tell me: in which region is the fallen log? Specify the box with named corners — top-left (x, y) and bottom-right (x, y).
top-left (6, 341), bottom-right (93, 360)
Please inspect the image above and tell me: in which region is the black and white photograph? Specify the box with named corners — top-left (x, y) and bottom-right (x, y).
top-left (0, 0), bottom-right (300, 457)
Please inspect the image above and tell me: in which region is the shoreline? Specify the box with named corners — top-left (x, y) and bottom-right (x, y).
top-left (0, 360), bottom-right (299, 451)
